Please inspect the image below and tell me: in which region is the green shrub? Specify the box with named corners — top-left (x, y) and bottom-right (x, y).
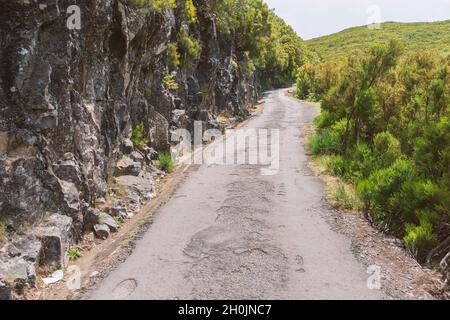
top-left (328, 155), bottom-right (346, 176)
top-left (144, 87), bottom-right (152, 98)
top-left (159, 152), bottom-right (174, 173)
top-left (374, 131), bottom-right (402, 168)
top-left (115, 217), bottom-right (123, 226)
top-left (240, 54), bottom-right (256, 79)
top-left (413, 116), bottom-right (450, 180)
top-left (357, 159), bottom-right (416, 229)
top-left (68, 247), bottom-right (82, 261)
top-left (183, 0), bottom-right (197, 24)
top-left (308, 129), bottom-right (342, 155)
top-left (177, 29), bottom-right (202, 68)
top-left (300, 35), bottom-right (450, 259)
top-left (131, 123), bottom-right (149, 151)
top-left (330, 119), bottom-right (348, 137)
top-left (404, 218), bottom-right (437, 259)
top-left (331, 183), bottom-right (361, 210)
top-left (0, 218), bottom-right (6, 245)
top-left (162, 74), bottom-right (179, 90)
top-left (131, 0), bottom-right (176, 13)
top-left (314, 111), bottom-right (339, 129)
top-left (231, 59), bottom-right (239, 73)
top-left (167, 42), bottom-right (180, 69)
top-left (344, 143), bottom-right (377, 182)
top-left (294, 77), bottom-right (310, 100)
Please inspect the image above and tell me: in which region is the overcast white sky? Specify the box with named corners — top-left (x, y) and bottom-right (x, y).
top-left (265, 0), bottom-right (450, 40)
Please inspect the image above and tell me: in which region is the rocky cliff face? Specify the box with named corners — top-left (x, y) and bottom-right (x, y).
top-left (0, 0), bottom-right (256, 298)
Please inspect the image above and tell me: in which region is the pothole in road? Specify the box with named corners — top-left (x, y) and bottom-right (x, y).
top-left (295, 255), bottom-right (306, 273)
top-left (277, 183), bottom-right (287, 196)
top-left (112, 279), bottom-right (138, 299)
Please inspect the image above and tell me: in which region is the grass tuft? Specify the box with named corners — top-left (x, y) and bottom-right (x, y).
top-left (68, 247), bottom-right (82, 261)
top-left (159, 152), bottom-right (174, 173)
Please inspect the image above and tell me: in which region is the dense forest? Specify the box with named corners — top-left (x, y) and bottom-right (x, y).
top-left (307, 20), bottom-right (450, 62)
top-left (296, 38), bottom-right (450, 271)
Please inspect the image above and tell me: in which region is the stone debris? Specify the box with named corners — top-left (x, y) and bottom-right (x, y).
top-left (83, 208), bottom-right (101, 228)
top-left (114, 157), bottom-right (142, 177)
top-left (108, 205), bottom-right (130, 222)
top-left (114, 172), bottom-right (156, 199)
top-left (126, 194), bottom-right (141, 213)
top-left (94, 224), bottom-right (110, 240)
top-left (121, 139), bottom-right (134, 155)
top-left (42, 270), bottom-right (64, 286)
top-left (129, 151), bottom-right (145, 163)
top-left (99, 213), bottom-right (118, 233)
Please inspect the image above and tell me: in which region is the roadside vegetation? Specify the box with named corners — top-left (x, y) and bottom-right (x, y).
top-left (68, 247), bottom-right (83, 261)
top-left (159, 152), bottom-right (174, 173)
top-left (297, 39), bottom-right (450, 270)
top-left (0, 218), bottom-right (6, 246)
top-left (131, 0), bottom-right (309, 89)
top-left (162, 74), bottom-right (179, 90)
top-left (131, 123), bottom-right (149, 151)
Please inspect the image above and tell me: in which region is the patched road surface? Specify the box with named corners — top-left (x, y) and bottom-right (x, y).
top-left (90, 89), bottom-right (385, 300)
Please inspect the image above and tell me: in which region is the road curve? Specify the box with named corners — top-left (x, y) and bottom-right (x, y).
top-left (89, 89), bottom-right (385, 300)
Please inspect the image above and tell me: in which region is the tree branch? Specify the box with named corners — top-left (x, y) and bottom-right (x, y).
top-left (440, 251), bottom-right (450, 271)
top-left (427, 236), bottom-right (450, 264)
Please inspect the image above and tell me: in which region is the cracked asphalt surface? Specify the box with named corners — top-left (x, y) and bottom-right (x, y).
top-left (89, 89), bottom-right (386, 300)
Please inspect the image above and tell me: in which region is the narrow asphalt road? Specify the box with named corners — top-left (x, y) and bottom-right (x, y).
top-left (90, 89), bottom-right (385, 300)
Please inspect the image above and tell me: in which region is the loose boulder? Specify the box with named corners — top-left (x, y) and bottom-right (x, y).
top-left (33, 214), bottom-right (72, 268)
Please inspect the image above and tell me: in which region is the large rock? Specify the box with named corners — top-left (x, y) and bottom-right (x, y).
top-left (99, 213), bottom-right (119, 233)
top-left (83, 207), bottom-right (101, 231)
top-left (125, 193), bottom-right (141, 213)
top-left (149, 111), bottom-right (170, 152)
top-left (57, 180), bottom-right (81, 214)
top-left (7, 236), bottom-right (41, 263)
top-left (33, 214), bottom-right (72, 268)
top-left (94, 224), bottom-right (110, 240)
top-left (52, 157), bottom-right (83, 192)
top-left (108, 205), bottom-right (130, 222)
top-left (130, 151), bottom-right (145, 163)
top-left (114, 172), bottom-right (156, 200)
top-left (114, 157), bottom-right (142, 177)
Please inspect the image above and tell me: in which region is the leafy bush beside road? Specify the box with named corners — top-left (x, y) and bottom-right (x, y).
top-left (298, 40), bottom-right (449, 262)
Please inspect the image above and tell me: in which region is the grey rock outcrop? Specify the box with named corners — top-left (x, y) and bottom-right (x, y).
top-left (0, 0), bottom-right (257, 297)
top-left (114, 157), bottom-right (142, 177)
top-left (0, 235), bottom-right (42, 299)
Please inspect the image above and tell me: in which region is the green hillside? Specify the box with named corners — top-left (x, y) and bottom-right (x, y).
top-left (307, 20), bottom-right (450, 61)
